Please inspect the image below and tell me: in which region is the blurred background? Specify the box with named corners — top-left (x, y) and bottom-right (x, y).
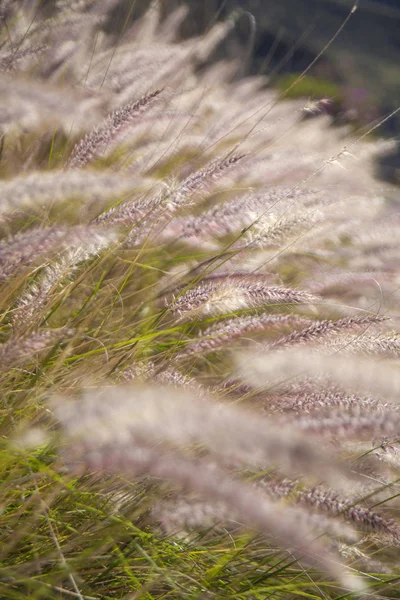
top-left (106, 0), bottom-right (400, 182)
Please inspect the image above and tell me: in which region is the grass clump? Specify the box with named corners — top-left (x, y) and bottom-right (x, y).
top-left (1, 1), bottom-right (400, 598)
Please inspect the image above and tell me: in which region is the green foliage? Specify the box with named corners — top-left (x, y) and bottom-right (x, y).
top-left (276, 75), bottom-right (341, 102)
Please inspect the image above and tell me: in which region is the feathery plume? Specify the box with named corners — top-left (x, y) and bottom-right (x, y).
top-left (287, 408), bottom-right (400, 440)
top-left (272, 315), bottom-right (387, 348)
top-left (373, 443), bottom-right (400, 470)
top-left (167, 275), bottom-right (318, 318)
top-left (194, 18), bottom-right (237, 63)
top-left (0, 74), bottom-right (103, 132)
top-left (299, 486), bottom-right (400, 545)
top-left (12, 231), bottom-right (116, 329)
top-left (165, 153), bottom-right (246, 211)
top-left (257, 476), bottom-right (400, 546)
top-left (54, 384), bottom-right (347, 486)
top-left (326, 331), bottom-right (400, 358)
top-left (243, 207), bottom-right (321, 249)
top-left (0, 44), bottom-right (48, 72)
top-left (74, 445), bottom-right (362, 589)
top-left (154, 498), bottom-right (230, 534)
top-left (1, 1), bottom-right (400, 593)
top-left (165, 187), bottom-right (322, 241)
top-left (237, 348), bottom-right (400, 402)
top-left (307, 271), bottom-right (389, 297)
top-left (0, 227), bottom-right (72, 282)
top-left (270, 386), bottom-right (396, 415)
top-left (158, 6), bottom-right (189, 43)
top-left (154, 496), bottom-right (358, 543)
top-left (176, 314), bottom-right (312, 360)
top-left (337, 544), bottom-right (391, 575)
top-left (120, 360), bottom-right (201, 391)
top-left (55, 388), bottom-right (364, 591)
top-left (67, 89), bottom-right (163, 169)
top-left (0, 170), bottom-right (138, 216)
top-left (92, 183), bottom-right (166, 227)
top-left (0, 328), bottom-right (74, 372)
top-left (0, 225), bottom-right (117, 281)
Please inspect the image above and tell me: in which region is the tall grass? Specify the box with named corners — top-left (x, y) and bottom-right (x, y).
top-left (1, 1), bottom-right (400, 598)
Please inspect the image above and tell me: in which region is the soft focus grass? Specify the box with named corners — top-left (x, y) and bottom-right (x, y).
top-left (1, 3), bottom-right (400, 599)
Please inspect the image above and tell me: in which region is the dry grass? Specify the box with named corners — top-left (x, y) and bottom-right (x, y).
top-left (1, 1), bottom-right (400, 598)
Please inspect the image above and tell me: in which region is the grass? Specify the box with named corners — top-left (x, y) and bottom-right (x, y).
top-left (1, 1), bottom-right (400, 599)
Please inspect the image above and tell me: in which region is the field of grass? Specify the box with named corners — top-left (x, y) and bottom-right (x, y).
top-left (1, 2), bottom-right (400, 599)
